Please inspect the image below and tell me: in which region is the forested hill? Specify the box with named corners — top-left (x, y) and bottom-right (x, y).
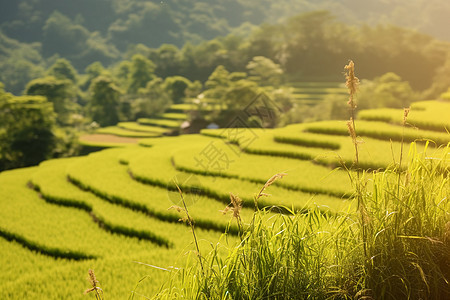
top-left (1, 0), bottom-right (450, 95)
top-left (2, 0), bottom-right (450, 49)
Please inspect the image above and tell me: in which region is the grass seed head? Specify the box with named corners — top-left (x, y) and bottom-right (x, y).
top-left (84, 269), bottom-right (102, 296)
top-left (168, 205), bottom-right (185, 213)
top-left (345, 60), bottom-right (359, 95)
top-left (345, 60), bottom-right (359, 108)
top-left (403, 107), bottom-right (410, 125)
top-left (347, 119), bottom-right (357, 142)
top-left (264, 173), bottom-right (287, 190)
top-left (88, 269), bottom-right (97, 287)
top-left (220, 206), bottom-right (231, 215)
top-left (230, 193), bottom-right (242, 219)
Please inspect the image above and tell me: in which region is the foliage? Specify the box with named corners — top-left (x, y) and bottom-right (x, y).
top-left (423, 55), bottom-right (450, 99)
top-left (0, 93), bottom-right (56, 170)
top-left (132, 77), bottom-right (172, 119)
top-left (149, 44), bottom-right (183, 78)
top-left (441, 87), bottom-right (450, 101)
top-left (128, 54), bottom-right (156, 94)
top-left (246, 56), bottom-right (283, 86)
top-left (47, 58), bottom-right (78, 82)
top-left (163, 76), bottom-right (192, 104)
top-left (41, 10), bottom-right (119, 68)
top-left (200, 64), bottom-right (292, 127)
top-left (0, 31), bottom-right (45, 95)
top-left (25, 76), bottom-right (78, 125)
top-left (88, 75), bottom-right (121, 126)
top-left (357, 72), bottom-right (418, 110)
top-left (0, 3), bottom-right (450, 96)
top-left (79, 61), bottom-right (106, 90)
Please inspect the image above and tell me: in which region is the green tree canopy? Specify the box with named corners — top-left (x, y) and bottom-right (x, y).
top-left (80, 61), bottom-right (106, 90)
top-left (128, 54), bottom-right (156, 94)
top-left (0, 93), bottom-right (56, 170)
top-left (0, 31), bottom-right (45, 95)
top-left (88, 76), bottom-right (122, 126)
top-left (25, 76), bottom-right (77, 124)
top-left (246, 56), bottom-right (283, 86)
top-left (423, 54), bottom-right (450, 99)
top-left (132, 77), bottom-right (172, 119)
top-left (358, 72), bottom-right (417, 110)
top-left (42, 11), bottom-right (90, 58)
top-left (47, 58), bottom-right (78, 82)
top-left (204, 65), bottom-right (231, 100)
top-left (164, 76), bottom-right (192, 104)
top-left (149, 44), bottom-right (182, 78)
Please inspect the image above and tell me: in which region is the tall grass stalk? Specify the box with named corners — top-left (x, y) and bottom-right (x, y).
top-left (222, 193), bottom-right (244, 239)
top-left (345, 60), bottom-right (360, 169)
top-left (172, 182), bottom-right (205, 276)
top-left (344, 60), bottom-right (371, 261)
top-left (397, 107), bottom-right (410, 198)
top-left (84, 269), bottom-right (104, 300)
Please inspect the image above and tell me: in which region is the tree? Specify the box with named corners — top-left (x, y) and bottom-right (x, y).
top-left (204, 65), bottom-right (231, 101)
top-left (42, 11), bottom-right (119, 70)
top-left (47, 58), bottom-right (78, 83)
top-left (0, 31), bottom-right (45, 95)
top-left (185, 80), bottom-right (203, 98)
top-left (88, 76), bottom-right (121, 126)
top-left (164, 76), bottom-right (192, 103)
top-left (246, 56), bottom-right (283, 86)
top-left (80, 61), bottom-right (105, 90)
top-left (25, 76), bottom-right (77, 125)
top-left (223, 79), bottom-right (259, 111)
top-left (269, 88), bottom-right (294, 113)
top-left (132, 77), bottom-right (172, 119)
top-left (357, 72), bottom-right (417, 110)
top-left (149, 44), bottom-right (182, 78)
top-left (0, 88), bottom-right (56, 170)
top-left (423, 54), bottom-right (450, 99)
top-left (113, 60), bottom-right (132, 90)
top-left (128, 54), bottom-right (156, 94)
top-left (42, 11), bottom-right (90, 58)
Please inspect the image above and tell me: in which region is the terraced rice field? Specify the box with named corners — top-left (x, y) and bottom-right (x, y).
top-left (287, 82), bottom-right (347, 106)
top-left (137, 118), bottom-right (181, 129)
top-left (358, 100), bottom-right (450, 132)
top-left (80, 112), bottom-right (182, 149)
top-left (1, 99), bottom-right (448, 299)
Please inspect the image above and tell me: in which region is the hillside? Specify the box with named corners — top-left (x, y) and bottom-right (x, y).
top-left (0, 98), bottom-right (448, 299)
top-left (2, 0), bottom-right (449, 47)
top-left (1, 1), bottom-right (450, 95)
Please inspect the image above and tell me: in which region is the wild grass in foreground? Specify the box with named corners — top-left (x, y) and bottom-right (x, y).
top-left (150, 142), bottom-right (449, 300)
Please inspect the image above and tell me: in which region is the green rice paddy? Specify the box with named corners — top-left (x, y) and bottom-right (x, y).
top-left (1, 99), bottom-right (448, 299)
